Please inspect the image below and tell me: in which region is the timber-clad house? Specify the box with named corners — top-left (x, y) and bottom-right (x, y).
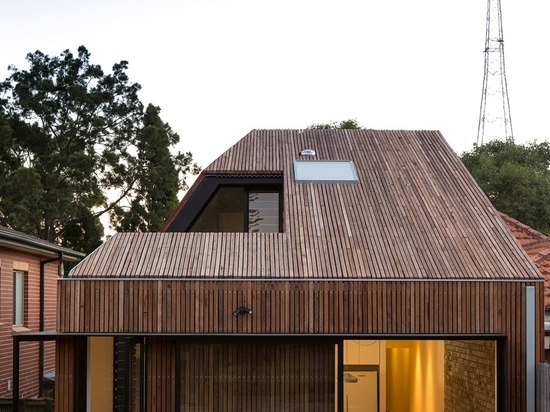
top-left (50, 129), bottom-right (543, 411)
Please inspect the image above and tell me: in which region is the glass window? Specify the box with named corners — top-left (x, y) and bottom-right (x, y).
top-left (190, 186), bottom-right (245, 232)
top-left (13, 270), bottom-right (25, 325)
top-left (248, 191), bottom-right (280, 233)
top-left (190, 186), bottom-right (282, 232)
top-left (294, 160), bottom-right (358, 183)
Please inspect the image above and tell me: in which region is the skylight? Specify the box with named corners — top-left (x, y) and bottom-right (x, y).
top-left (293, 160), bottom-right (358, 183)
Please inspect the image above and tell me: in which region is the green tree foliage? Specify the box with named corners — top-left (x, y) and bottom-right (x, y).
top-left (461, 139), bottom-right (550, 234)
top-left (307, 119), bottom-right (364, 129)
top-left (0, 46), bottom-right (199, 252)
top-left (112, 104), bottom-right (200, 232)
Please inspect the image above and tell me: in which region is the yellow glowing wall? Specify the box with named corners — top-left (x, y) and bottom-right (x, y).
top-left (386, 340), bottom-right (444, 412)
top-left (88, 337), bottom-right (114, 412)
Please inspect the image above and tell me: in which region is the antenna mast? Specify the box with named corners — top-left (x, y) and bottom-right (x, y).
top-left (476, 0), bottom-right (513, 146)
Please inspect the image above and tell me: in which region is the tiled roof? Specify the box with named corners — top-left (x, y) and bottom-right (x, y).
top-left (69, 129), bottom-right (542, 281)
top-left (498, 211), bottom-right (550, 305)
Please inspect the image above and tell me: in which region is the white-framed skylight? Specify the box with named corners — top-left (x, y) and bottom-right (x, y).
top-left (293, 160), bottom-right (359, 183)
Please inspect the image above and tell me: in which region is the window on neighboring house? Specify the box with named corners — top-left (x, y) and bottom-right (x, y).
top-left (189, 186), bottom-right (283, 233)
top-left (13, 270), bottom-right (25, 326)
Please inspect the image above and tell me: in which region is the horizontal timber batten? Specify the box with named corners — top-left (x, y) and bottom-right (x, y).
top-left (59, 277), bottom-right (545, 283)
top-left (57, 278), bottom-right (543, 337)
top-left (26, 332), bottom-right (509, 339)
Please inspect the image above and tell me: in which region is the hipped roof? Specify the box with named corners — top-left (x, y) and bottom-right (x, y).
top-left (70, 129), bottom-right (542, 281)
top-left (499, 212), bottom-right (550, 303)
top-left (0, 225), bottom-right (85, 261)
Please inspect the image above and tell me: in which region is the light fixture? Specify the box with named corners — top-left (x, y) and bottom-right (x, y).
top-left (233, 306), bottom-right (252, 316)
top-left (300, 149), bottom-right (316, 156)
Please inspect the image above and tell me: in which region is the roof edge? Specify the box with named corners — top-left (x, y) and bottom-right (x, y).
top-left (0, 230), bottom-right (85, 261)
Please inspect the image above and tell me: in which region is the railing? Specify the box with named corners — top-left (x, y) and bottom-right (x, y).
top-left (0, 399), bottom-right (53, 412)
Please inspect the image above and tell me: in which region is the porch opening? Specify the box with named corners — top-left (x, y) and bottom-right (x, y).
top-left (343, 339), bottom-right (498, 412)
top-left (82, 337), bottom-right (500, 411)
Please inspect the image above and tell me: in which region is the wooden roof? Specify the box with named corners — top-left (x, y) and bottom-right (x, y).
top-left (70, 129), bottom-right (542, 281)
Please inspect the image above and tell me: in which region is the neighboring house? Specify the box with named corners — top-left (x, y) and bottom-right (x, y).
top-left (0, 226), bottom-right (84, 400)
top-left (498, 211), bottom-right (550, 306)
top-left (499, 211), bottom-right (550, 361)
top-left (47, 129), bottom-right (543, 412)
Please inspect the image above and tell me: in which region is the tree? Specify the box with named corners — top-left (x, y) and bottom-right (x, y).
top-left (111, 104), bottom-right (200, 232)
top-left (0, 46), bottom-right (199, 252)
top-left (460, 139), bottom-right (550, 235)
top-left (307, 119), bottom-right (364, 129)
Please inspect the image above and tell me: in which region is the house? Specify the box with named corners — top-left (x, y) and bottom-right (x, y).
top-left (498, 211), bottom-right (550, 361)
top-left (0, 226), bottom-right (84, 401)
top-left (50, 129), bottom-right (543, 411)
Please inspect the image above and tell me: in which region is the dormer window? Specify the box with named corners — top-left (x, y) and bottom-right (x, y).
top-left (163, 175), bottom-right (284, 233)
top-left (189, 186), bottom-right (283, 233)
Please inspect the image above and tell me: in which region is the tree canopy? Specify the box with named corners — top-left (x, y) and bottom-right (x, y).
top-left (0, 46), bottom-right (199, 252)
top-left (307, 119), bottom-right (364, 129)
top-left (460, 139), bottom-right (550, 235)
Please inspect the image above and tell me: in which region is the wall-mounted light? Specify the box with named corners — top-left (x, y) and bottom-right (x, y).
top-left (233, 306), bottom-right (252, 316)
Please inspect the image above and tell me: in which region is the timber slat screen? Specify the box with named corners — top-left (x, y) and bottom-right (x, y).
top-left (178, 342), bottom-right (334, 411)
top-left (58, 279), bottom-right (540, 336)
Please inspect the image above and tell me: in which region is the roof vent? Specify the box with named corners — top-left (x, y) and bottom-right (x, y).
top-left (300, 149), bottom-right (316, 156)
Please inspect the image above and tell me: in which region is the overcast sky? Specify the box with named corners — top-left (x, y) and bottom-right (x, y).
top-left (2, 0), bottom-right (550, 169)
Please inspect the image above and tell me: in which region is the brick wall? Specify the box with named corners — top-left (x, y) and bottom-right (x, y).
top-left (0, 249), bottom-right (60, 398)
top-left (444, 340), bottom-right (496, 411)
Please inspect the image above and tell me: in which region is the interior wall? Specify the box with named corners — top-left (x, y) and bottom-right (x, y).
top-left (343, 340), bottom-right (386, 412)
top-left (344, 340), bottom-right (444, 412)
top-left (386, 341), bottom-right (444, 412)
top-left (87, 337), bottom-right (114, 412)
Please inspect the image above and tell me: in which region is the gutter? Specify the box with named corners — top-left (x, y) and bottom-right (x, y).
top-left (0, 231), bottom-right (85, 262)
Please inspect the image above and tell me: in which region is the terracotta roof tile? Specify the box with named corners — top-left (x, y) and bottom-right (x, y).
top-left (499, 211), bottom-right (550, 305)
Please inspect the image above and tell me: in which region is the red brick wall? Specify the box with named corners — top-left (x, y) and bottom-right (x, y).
top-left (444, 340), bottom-right (496, 411)
top-left (0, 249), bottom-right (60, 398)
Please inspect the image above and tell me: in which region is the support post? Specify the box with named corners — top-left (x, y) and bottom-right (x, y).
top-left (526, 286), bottom-right (535, 412)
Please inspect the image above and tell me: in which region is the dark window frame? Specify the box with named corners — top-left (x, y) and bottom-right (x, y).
top-left (13, 270), bottom-right (25, 326)
top-left (165, 175), bottom-right (284, 233)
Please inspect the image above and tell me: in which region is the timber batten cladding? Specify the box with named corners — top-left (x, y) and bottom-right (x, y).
top-left (58, 278), bottom-right (537, 335)
top-left (57, 129), bottom-right (544, 410)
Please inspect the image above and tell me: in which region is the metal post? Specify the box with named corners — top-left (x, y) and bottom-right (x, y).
top-left (526, 286), bottom-right (535, 412)
top-left (13, 335), bottom-right (19, 412)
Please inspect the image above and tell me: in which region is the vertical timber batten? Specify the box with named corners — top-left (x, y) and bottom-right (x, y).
top-left (57, 278), bottom-right (544, 409)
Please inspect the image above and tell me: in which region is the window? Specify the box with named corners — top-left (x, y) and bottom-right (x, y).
top-left (13, 270), bottom-right (25, 326)
top-left (189, 186), bottom-right (283, 233)
top-left (294, 160), bottom-right (358, 183)
top-left (248, 191), bottom-right (280, 233)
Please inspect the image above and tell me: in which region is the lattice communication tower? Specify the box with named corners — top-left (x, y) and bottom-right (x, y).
top-left (476, 0), bottom-right (513, 146)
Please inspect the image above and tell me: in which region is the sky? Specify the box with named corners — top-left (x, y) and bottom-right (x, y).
top-left (2, 0), bottom-right (550, 170)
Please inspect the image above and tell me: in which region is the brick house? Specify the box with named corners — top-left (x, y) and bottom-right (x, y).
top-left (0, 226), bottom-right (84, 400)
top-left (50, 129), bottom-right (543, 411)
